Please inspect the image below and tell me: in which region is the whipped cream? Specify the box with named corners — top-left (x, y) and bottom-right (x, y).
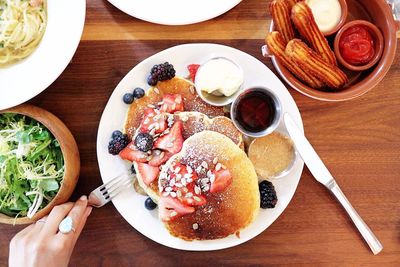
top-left (196, 58), bottom-right (244, 97)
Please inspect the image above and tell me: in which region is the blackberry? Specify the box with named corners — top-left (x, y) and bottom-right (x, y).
top-left (123, 93), bottom-right (134, 104)
top-left (147, 62), bottom-right (176, 86)
top-left (144, 197), bottom-right (157, 210)
top-left (134, 133), bottom-right (153, 152)
top-left (259, 180), bottom-right (278, 209)
top-left (108, 134), bottom-right (128, 155)
top-left (147, 75), bottom-right (158, 86)
top-left (133, 87), bottom-right (145, 99)
top-left (111, 130), bottom-right (123, 139)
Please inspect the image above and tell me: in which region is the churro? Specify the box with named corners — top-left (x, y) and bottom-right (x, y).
top-left (285, 0), bottom-right (302, 9)
top-left (270, 0), bottom-right (295, 43)
top-left (285, 39), bottom-right (347, 89)
top-left (266, 32), bottom-right (323, 89)
top-left (291, 2), bottom-right (337, 66)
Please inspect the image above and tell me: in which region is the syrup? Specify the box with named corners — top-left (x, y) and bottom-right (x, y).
top-left (234, 90), bottom-right (277, 133)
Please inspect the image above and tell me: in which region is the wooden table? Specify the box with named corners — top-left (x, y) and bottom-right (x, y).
top-left (1, 0), bottom-right (399, 265)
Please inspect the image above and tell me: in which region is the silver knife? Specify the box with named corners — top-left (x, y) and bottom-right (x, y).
top-left (284, 113), bottom-right (383, 255)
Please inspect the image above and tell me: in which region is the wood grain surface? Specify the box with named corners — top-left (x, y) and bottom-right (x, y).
top-left (1, 0), bottom-right (399, 266)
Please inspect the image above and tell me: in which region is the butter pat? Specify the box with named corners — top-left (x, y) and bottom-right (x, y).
top-left (306, 0), bottom-right (342, 33)
top-left (196, 58), bottom-right (244, 97)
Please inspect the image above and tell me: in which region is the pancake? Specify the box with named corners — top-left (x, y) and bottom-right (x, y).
top-left (159, 131), bottom-right (260, 240)
top-left (134, 112), bottom-right (243, 202)
top-left (124, 77), bottom-right (224, 138)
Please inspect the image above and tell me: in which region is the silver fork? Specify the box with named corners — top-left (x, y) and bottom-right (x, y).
top-left (88, 173), bottom-right (134, 208)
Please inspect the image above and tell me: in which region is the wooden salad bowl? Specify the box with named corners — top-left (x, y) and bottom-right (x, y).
top-left (0, 104), bottom-right (80, 225)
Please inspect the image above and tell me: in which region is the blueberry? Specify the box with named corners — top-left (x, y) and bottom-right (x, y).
top-left (135, 133), bottom-right (154, 152)
top-left (133, 87), bottom-right (145, 99)
top-left (123, 93), bottom-right (134, 104)
top-left (144, 197), bottom-right (157, 210)
top-left (112, 130), bottom-right (123, 139)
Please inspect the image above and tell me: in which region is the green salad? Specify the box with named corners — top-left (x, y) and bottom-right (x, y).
top-left (0, 113), bottom-right (64, 218)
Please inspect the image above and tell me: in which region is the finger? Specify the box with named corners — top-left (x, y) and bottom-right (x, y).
top-left (41, 202), bottom-right (74, 235)
top-left (32, 215), bottom-right (48, 232)
top-left (13, 224), bottom-right (36, 240)
top-left (57, 196), bottom-right (88, 240)
top-left (71, 206), bottom-right (92, 245)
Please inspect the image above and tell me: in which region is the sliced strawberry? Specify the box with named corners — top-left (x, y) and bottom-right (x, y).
top-left (187, 64), bottom-right (200, 82)
top-left (144, 108), bottom-right (155, 116)
top-left (140, 108), bottom-right (167, 134)
top-left (137, 163), bottom-right (160, 186)
top-left (159, 196), bottom-right (195, 222)
top-left (166, 163), bottom-right (206, 207)
top-left (161, 94), bottom-right (184, 113)
top-left (119, 142), bottom-right (148, 163)
top-left (210, 169), bottom-right (232, 193)
top-left (148, 150), bottom-right (173, 167)
top-left (153, 121), bottom-right (183, 154)
top-left (179, 183), bottom-right (207, 207)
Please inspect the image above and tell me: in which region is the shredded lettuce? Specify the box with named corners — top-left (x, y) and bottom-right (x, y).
top-left (0, 113), bottom-right (64, 218)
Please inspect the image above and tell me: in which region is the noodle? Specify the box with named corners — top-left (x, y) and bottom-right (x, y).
top-left (0, 0), bottom-right (47, 67)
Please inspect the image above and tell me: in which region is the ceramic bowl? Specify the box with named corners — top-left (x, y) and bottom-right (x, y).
top-left (334, 20), bottom-right (384, 71)
top-left (267, 0), bottom-right (399, 101)
top-left (0, 104), bottom-right (80, 225)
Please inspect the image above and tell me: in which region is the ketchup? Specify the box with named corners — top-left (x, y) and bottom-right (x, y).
top-left (339, 26), bottom-right (375, 66)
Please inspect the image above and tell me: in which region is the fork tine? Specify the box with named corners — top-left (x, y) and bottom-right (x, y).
top-left (102, 175), bottom-right (131, 195)
top-left (108, 180), bottom-right (133, 199)
top-left (100, 174), bottom-right (128, 192)
top-left (88, 173), bottom-right (134, 208)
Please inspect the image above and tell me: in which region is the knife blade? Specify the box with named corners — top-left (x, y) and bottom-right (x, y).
top-left (283, 113), bottom-right (383, 255)
top-left (284, 113), bottom-right (334, 187)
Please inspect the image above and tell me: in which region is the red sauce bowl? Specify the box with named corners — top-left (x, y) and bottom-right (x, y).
top-left (334, 20), bottom-right (384, 71)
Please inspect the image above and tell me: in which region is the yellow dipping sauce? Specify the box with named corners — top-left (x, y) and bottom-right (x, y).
top-left (306, 0), bottom-right (342, 33)
top-left (248, 132), bottom-right (294, 179)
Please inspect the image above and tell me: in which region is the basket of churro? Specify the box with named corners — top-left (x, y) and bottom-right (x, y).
top-left (263, 0), bottom-right (399, 101)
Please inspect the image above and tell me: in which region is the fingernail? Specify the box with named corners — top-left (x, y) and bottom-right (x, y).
top-left (86, 207), bottom-right (93, 217)
top-left (80, 195), bottom-right (87, 201)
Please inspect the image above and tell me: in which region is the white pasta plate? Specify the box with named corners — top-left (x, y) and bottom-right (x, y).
top-left (0, 0), bottom-right (86, 110)
top-left (96, 44), bottom-right (304, 251)
top-left (107, 0), bottom-right (242, 25)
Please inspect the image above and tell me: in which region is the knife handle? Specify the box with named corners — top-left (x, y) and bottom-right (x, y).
top-left (327, 181), bottom-right (383, 255)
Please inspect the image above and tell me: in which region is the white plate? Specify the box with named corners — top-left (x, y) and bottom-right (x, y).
top-left (0, 0), bottom-right (86, 110)
top-left (96, 44), bottom-right (304, 251)
top-left (107, 0), bottom-right (241, 25)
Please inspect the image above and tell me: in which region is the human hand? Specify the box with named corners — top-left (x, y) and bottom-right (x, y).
top-left (9, 195), bottom-right (92, 267)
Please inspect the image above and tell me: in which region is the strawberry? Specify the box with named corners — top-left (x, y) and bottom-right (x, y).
top-left (179, 182), bottom-right (207, 207)
top-left (158, 196), bottom-right (195, 222)
top-left (119, 142), bottom-right (148, 163)
top-left (137, 163), bottom-right (160, 186)
top-left (187, 64), bottom-right (200, 82)
top-left (153, 121), bottom-right (183, 154)
top-left (161, 94), bottom-right (184, 113)
top-left (148, 150), bottom-right (173, 167)
top-left (210, 169), bottom-right (232, 193)
top-left (140, 108), bottom-right (167, 134)
top-left (167, 163), bottom-right (206, 207)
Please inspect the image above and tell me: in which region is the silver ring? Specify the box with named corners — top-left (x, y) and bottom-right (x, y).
top-left (58, 216), bottom-right (75, 234)
top-left (36, 219), bottom-right (46, 224)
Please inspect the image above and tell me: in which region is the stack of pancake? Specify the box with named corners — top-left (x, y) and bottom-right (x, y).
top-left (122, 77), bottom-right (259, 240)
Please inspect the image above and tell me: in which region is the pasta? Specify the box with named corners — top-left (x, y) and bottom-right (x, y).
top-left (0, 0), bottom-right (47, 67)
